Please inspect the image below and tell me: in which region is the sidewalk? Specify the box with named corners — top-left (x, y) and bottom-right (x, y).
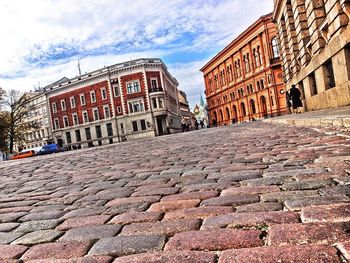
top-left (263, 106), bottom-right (350, 128)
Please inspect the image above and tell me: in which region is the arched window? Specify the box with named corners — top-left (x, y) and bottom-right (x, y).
top-left (250, 99), bottom-right (256, 114)
top-left (241, 102), bottom-right (246, 116)
top-left (247, 54), bottom-right (251, 72)
top-left (225, 107), bottom-right (230, 120)
top-left (238, 59), bottom-right (241, 77)
top-left (257, 81), bottom-right (260, 91)
top-left (219, 109), bottom-right (224, 121)
top-left (272, 37), bottom-right (280, 58)
top-left (257, 46), bottom-right (262, 66)
top-left (213, 111), bottom-right (217, 122)
top-left (260, 79), bottom-right (264, 89)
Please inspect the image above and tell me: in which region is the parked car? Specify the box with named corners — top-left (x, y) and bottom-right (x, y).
top-left (11, 150), bottom-right (36, 160)
top-left (35, 144), bottom-right (61, 156)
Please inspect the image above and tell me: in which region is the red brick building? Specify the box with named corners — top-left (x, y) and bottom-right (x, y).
top-left (200, 14), bottom-right (287, 126)
top-left (46, 59), bottom-right (181, 148)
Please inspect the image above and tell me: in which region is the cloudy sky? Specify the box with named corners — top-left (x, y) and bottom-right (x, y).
top-left (0, 0), bottom-right (273, 109)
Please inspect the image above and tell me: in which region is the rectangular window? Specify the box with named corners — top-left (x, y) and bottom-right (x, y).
top-left (120, 123), bottom-right (124, 134)
top-left (152, 98), bottom-right (157, 109)
top-left (140, 119), bottom-right (146, 130)
top-left (63, 116), bottom-right (69, 127)
top-left (95, 125), bottom-right (102, 138)
top-left (132, 121), bottom-right (138, 132)
top-left (72, 113), bottom-right (79, 126)
top-left (158, 98), bottom-right (163, 108)
top-left (117, 106), bottom-right (122, 114)
top-left (60, 100), bottom-right (66, 111)
top-left (113, 84), bottom-right (120, 97)
top-left (85, 127), bottom-right (91, 140)
top-left (82, 111), bottom-right (89, 123)
top-left (128, 100), bottom-right (144, 113)
top-left (104, 106), bottom-right (110, 119)
top-left (101, 88), bottom-right (107, 100)
top-left (151, 78), bottom-right (158, 89)
top-left (80, 94), bottom-right (86, 106)
top-left (126, 80), bottom-right (141, 94)
top-left (324, 59), bottom-right (335, 90)
top-left (52, 102), bottom-right (57, 113)
top-left (90, 91), bottom-right (96, 103)
top-left (54, 118), bottom-right (60, 130)
top-left (70, 97), bottom-right (76, 108)
top-left (309, 72), bottom-right (317, 96)
top-left (106, 123), bottom-right (113, 136)
top-left (66, 132), bottom-right (71, 144)
top-left (75, 130), bottom-right (81, 142)
top-left (93, 108), bottom-right (99, 121)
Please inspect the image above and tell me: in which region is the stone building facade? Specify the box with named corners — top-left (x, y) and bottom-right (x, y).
top-left (200, 14), bottom-right (287, 126)
top-left (46, 59), bottom-right (181, 149)
top-left (273, 0), bottom-right (350, 110)
top-left (14, 91), bottom-right (52, 152)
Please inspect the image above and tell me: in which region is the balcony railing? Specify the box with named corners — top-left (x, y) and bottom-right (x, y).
top-left (149, 87), bottom-right (163, 93)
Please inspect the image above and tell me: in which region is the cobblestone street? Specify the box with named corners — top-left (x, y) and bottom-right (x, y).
top-left (0, 121), bottom-right (350, 262)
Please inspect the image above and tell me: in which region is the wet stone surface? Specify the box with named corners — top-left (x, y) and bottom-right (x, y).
top-left (0, 122), bottom-right (349, 261)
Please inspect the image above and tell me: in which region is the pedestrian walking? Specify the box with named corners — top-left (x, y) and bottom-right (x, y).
top-left (200, 120), bottom-right (205, 129)
top-left (194, 120), bottom-right (199, 130)
top-left (212, 119), bottom-right (217, 127)
top-left (286, 90), bottom-right (292, 114)
top-left (289, 85), bottom-right (303, 114)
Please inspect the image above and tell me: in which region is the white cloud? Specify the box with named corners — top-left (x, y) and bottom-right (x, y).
top-left (0, 0), bottom-right (274, 109)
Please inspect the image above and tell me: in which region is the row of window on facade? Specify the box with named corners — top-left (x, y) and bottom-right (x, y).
top-left (64, 119), bottom-right (148, 144)
top-left (51, 80), bottom-right (142, 113)
top-left (213, 95), bottom-right (270, 123)
top-left (53, 98), bottom-right (148, 130)
top-left (208, 38), bottom-right (279, 91)
top-left (53, 105), bottom-right (112, 130)
top-left (25, 128), bottom-right (50, 142)
top-left (209, 78), bottom-right (267, 108)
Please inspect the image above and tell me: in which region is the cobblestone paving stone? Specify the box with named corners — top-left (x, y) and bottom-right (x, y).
top-left (0, 122), bottom-right (349, 262)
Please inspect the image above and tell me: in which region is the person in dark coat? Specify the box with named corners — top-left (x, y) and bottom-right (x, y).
top-left (289, 85), bottom-right (303, 113)
top-left (286, 90), bottom-right (292, 114)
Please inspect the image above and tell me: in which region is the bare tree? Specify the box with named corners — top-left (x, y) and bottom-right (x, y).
top-left (0, 89), bottom-right (39, 153)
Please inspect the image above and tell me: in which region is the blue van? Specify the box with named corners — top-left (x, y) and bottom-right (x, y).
top-left (36, 144), bottom-right (60, 156)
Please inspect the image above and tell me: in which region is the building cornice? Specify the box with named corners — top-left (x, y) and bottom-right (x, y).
top-left (200, 13), bottom-right (273, 73)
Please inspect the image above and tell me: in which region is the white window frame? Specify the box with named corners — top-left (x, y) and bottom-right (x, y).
top-left (93, 108), bottom-right (99, 121)
top-left (150, 78), bottom-right (158, 90)
top-left (70, 96), bottom-right (76, 108)
top-left (101, 87), bottom-right (107, 100)
top-left (128, 99), bottom-right (144, 114)
top-left (72, 113), bottom-right (79, 126)
top-left (60, 100), bottom-right (66, 111)
top-left (82, 110), bottom-right (89, 123)
top-left (126, 80), bottom-right (141, 94)
top-left (113, 84), bottom-right (120, 97)
top-left (63, 116), bottom-right (69, 128)
top-left (54, 118), bottom-right (60, 130)
top-left (80, 94), bottom-right (86, 106)
top-left (103, 105), bottom-right (110, 119)
top-left (90, 91), bottom-right (96, 103)
top-left (117, 106), bottom-right (122, 114)
top-left (52, 102), bottom-right (57, 113)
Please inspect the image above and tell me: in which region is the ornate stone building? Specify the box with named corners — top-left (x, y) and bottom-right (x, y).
top-left (273, 0), bottom-right (350, 110)
top-left (46, 59), bottom-right (181, 149)
top-left (200, 14), bottom-right (287, 126)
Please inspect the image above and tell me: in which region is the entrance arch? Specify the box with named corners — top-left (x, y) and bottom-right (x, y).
top-left (225, 107), bottom-right (230, 121)
top-left (250, 99), bottom-right (256, 114)
top-left (232, 105), bottom-right (238, 123)
top-left (260, 96), bottom-right (267, 118)
top-left (219, 109), bottom-right (224, 123)
top-left (240, 102), bottom-right (246, 117)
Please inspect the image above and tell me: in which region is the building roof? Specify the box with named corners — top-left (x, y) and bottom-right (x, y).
top-left (200, 13), bottom-right (272, 73)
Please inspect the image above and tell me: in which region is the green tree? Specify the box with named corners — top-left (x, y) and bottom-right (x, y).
top-left (0, 89), bottom-right (39, 153)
